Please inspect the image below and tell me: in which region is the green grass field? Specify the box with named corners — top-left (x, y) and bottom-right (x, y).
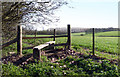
top-left (55, 31), bottom-right (118, 54)
top-left (2, 31), bottom-right (119, 76)
top-left (27, 31), bottom-right (118, 59)
top-left (71, 36), bottom-right (118, 54)
top-left (72, 31), bottom-right (119, 37)
top-left (95, 31), bottom-right (119, 37)
top-left (2, 31), bottom-right (118, 58)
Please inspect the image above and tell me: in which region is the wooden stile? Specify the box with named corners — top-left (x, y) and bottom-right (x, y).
top-left (2, 24), bottom-right (71, 60)
top-left (16, 24), bottom-right (71, 60)
top-left (33, 41), bottom-right (55, 60)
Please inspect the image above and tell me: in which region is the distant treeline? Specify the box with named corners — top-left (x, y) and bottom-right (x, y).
top-left (23, 27), bottom-right (88, 35)
top-left (23, 29), bottom-right (67, 35)
top-left (37, 30), bottom-right (67, 35)
top-left (85, 28), bottom-right (119, 34)
top-left (23, 27), bottom-right (119, 35)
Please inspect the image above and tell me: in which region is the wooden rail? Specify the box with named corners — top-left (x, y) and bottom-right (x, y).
top-left (51, 43), bottom-right (67, 46)
top-left (46, 41), bottom-right (55, 44)
top-left (2, 38), bottom-right (17, 48)
top-left (22, 35), bottom-right (68, 39)
top-left (22, 46), bottom-right (35, 50)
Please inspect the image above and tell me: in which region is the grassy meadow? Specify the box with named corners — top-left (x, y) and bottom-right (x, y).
top-left (2, 31), bottom-right (119, 76)
top-left (2, 31), bottom-right (118, 58)
top-left (71, 33), bottom-right (118, 54)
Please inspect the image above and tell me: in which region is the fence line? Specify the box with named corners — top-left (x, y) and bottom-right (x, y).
top-left (17, 24), bottom-right (71, 56)
top-left (2, 25), bottom-right (96, 56)
top-left (22, 35), bottom-right (68, 39)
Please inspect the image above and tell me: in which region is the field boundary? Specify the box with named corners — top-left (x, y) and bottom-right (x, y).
top-left (2, 24), bottom-right (72, 57)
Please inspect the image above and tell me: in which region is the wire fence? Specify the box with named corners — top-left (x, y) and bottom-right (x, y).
top-left (71, 28), bottom-right (118, 61)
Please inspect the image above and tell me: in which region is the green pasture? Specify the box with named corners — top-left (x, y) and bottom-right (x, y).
top-left (55, 31), bottom-right (118, 54)
top-left (95, 31), bottom-right (119, 37)
top-left (2, 31), bottom-right (119, 76)
top-left (71, 36), bottom-right (118, 54)
top-left (72, 31), bottom-right (119, 37)
top-left (2, 31), bottom-right (118, 59)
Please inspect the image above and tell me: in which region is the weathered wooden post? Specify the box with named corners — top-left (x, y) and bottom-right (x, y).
top-left (67, 24), bottom-right (71, 49)
top-left (93, 28), bottom-right (95, 56)
top-left (33, 48), bottom-right (41, 60)
top-left (17, 25), bottom-right (22, 56)
top-left (53, 29), bottom-right (56, 41)
top-left (51, 29), bottom-right (56, 50)
top-left (34, 30), bottom-right (37, 45)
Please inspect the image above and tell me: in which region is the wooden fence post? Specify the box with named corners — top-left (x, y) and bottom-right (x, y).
top-left (67, 24), bottom-right (71, 49)
top-left (17, 25), bottom-right (22, 56)
top-left (53, 29), bottom-right (56, 41)
top-left (93, 28), bottom-right (95, 56)
top-left (34, 30), bottom-right (37, 45)
top-left (52, 29), bottom-right (56, 49)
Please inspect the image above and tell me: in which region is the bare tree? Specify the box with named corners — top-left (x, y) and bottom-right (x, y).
top-left (2, 0), bottom-right (67, 43)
